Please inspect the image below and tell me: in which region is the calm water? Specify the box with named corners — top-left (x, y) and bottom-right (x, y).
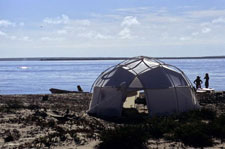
top-left (0, 59), bottom-right (225, 94)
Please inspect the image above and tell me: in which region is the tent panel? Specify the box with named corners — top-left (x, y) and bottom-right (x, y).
top-left (120, 58), bottom-right (140, 66)
top-left (143, 59), bottom-right (160, 67)
top-left (124, 60), bottom-right (141, 70)
top-left (145, 88), bottom-right (177, 116)
top-left (139, 67), bottom-right (172, 89)
top-left (191, 88), bottom-right (199, 105)
top-left (124, 61), bottom-right (149, 74)
top-left (129, 77), bottom-right (143, 88)
top-left (94, 66), bottom-right (120, 87)
top-left (138, 65), bottom-right (158, 75)
top-left (165, 68), bottom-right (188, 87)
top-left (88, 87), bottom-right (125, 117)
top-left (175, 87), bottom-right (199, 112)
top-left (102, 67), bottom-right (135, 87)
top-left (89, 87), bottom-right (101, 110)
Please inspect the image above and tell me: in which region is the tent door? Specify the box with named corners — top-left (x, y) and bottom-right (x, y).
top-left (122, 90), bottom-right (148, 114)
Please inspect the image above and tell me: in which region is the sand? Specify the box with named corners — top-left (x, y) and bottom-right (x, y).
top-left (0, 93), bottom-right (97, 148)
top-left (1, 92), bottom-right (225, 148)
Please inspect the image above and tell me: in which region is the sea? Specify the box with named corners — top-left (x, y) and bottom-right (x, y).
top-left (0, 58), bottom-right (225, 95)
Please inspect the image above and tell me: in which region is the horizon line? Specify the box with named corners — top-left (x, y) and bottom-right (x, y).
top-left (0, 55), bottom-right (225, 61)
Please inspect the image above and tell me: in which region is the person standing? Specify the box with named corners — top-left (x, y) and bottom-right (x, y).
top-left (204, 73), bottom-right (209, 88)
top-left (77, 85), bottom-right (83, 92)
top-left (194, 76), bottom-right (202, 89)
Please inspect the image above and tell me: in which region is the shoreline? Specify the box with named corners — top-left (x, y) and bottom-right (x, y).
top-left (1, 90), bottom-right (224, 96)
top-left (0, 56), bottom-right (225, 61)
top-left (0, 93), bottom-right (92, 97)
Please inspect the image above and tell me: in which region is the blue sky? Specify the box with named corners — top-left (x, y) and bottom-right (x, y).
top-left (1, 0), bottom-right (225, 57)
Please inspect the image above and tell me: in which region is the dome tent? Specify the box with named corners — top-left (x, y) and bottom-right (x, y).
top-left (88, 56), bottom-right (199, 117)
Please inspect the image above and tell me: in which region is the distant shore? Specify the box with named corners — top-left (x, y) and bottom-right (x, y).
top-left (0, 56), bottom-right (225, 61)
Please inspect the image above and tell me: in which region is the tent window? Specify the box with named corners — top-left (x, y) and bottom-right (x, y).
top-left (168, 73), bottom-right (187, 87)
top-left (172, 75), bottom-right (187, 86)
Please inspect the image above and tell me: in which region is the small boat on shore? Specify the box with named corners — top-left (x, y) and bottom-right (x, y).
top-left (49, 88), bottom-right (80, 94)
top-left (50, 85), bottom-right (88, 94)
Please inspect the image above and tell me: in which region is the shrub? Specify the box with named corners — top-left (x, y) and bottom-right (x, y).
top-left (173, 122), bottom-right (213, 147)
top-left (4, 129), bottom-right (21, 142)
top-left (27, 104), bottom-right (40, 110)
top-left (208, 114), bottom-right (225, 140)
top-left (4, 99), bottom-right (24, 112)
top-left (147, 117), bottom-right (178, 139)
top-left (178, 108), bottom-right (216, 122)
top-left (98, 125), bottom-right (148, 149)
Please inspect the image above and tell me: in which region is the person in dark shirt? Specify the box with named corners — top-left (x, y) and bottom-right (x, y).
top-left (204, 73), bottom-right (209, 88)
top-left (194, 76), bottom-right (202, 89)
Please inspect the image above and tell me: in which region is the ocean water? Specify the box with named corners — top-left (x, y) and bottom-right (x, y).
top-left (0, 59), bottom-right (225, 94)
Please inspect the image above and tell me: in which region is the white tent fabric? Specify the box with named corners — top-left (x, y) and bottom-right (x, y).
top-left (90, 87), bottom-right (125, 117)
top-left (88, 56), bottom-right (199, 117)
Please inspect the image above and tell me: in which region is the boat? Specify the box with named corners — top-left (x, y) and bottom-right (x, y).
top-left (49, 88), bottom-right (80, 94)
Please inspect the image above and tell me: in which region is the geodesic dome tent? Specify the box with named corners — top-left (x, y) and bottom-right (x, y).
top-left (88, 56), bottom-right (199, 117)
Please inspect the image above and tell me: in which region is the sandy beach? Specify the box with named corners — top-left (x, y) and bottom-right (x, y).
top-left (1, 92), bottom-right (225, 148)
top-left (0, 93), bottom-right (97, 148)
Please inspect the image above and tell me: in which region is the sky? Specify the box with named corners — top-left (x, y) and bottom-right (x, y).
top-left (1, 0), bottom-right (225, 58)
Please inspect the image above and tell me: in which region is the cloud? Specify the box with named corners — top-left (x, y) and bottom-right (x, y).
top-left (180, 36), bottom-right (191, 41)
top-left (0, 31), bottom-right (24, 41)
top-left (57, 29), bottom-right (67, 34)
top-left (0, 30), bottom-right (7, 36)
top-left (116, 7), bottom-right (150, 13)
top-left (9, 36), bottom-right (17, 40)
top-left (2, 8), bottom-right (225, 57)
top-left (201, 27), bottom-right (211, 33)
top-left (0, 19), bottom-right (15, 27)
top-left (21, 36), bottom-right (31, 41)
top-left (200, 22), bottom-right (210, 26)
top-left (161, 32), bottom-right (169, 40)
top-left (41, 36), bottom-right (64, 41)
top-left (41, 37), bottom-right (51, 41)
top-left (95, 33), bottom-right (112, 39)
top-left (19, 22), bottom-right (25, 26)
top-left (118, 28), bottom-right (132, 39)
top-left (212, 17), bottom-right (225, 24)
top-left (186, 10), bottom-right (225, 18)
top-left (73, 19), bottom-right (90, 26)
top-left (121, 16), bottom-right (140, 26)
top-left (77, 32), bottom-right (94, 39)
top-left (191, 32), bottom-right (199, 36)
top-left (43, 14), bottom-right (70, 24)
top-left (78, 31), bottom-right (112, 39)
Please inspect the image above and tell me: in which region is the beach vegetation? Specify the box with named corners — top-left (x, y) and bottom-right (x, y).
top-left (3, 129), bottom-right (21, 142)
top-left (97, 108), bottom-right (225, 148)
top-left (1, 99), bottom-right (24, 113)
top-left (173, 121), bottom-right (213, 147)
top-left (98, 125), bottom-right (149, 149)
